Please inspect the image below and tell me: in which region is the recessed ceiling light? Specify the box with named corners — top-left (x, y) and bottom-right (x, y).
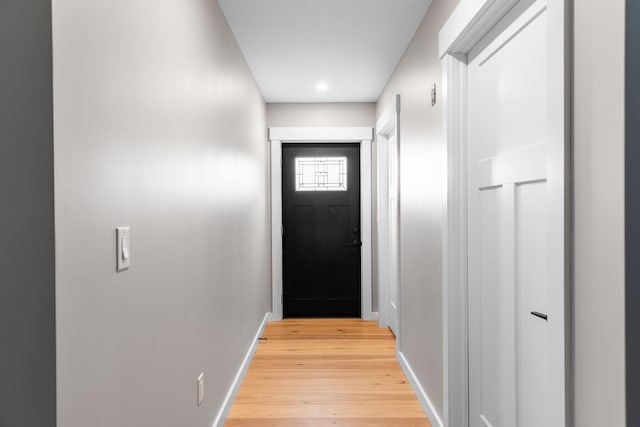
top-left (316, 82), bottom-right (329, 92)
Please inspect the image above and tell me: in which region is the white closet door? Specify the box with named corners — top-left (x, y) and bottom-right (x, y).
top-left (467, 0), bottom-right (565, 426)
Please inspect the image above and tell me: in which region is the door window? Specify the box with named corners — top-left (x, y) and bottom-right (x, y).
top-left (295, 157), bottom-right (347, 192)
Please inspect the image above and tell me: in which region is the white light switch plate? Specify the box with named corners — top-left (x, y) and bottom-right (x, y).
top-left (116, 227), bottom-right (131, 272)
top-left (197, 373), bottom-right (204, 406)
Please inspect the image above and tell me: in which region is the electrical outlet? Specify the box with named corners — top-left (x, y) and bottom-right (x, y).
top-left (197, 373), bottom-right (204, 406)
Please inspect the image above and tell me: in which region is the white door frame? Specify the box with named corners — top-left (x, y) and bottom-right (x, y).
top-left (376, 96), bottom-right (401, 333)
top-left (439, 1), bottom-right (570, 426)
top-left (268, 127), bottom-right (375, 322)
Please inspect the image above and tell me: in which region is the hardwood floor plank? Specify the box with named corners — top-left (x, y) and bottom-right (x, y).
top-left (225, 319), bottom-right (431, 426)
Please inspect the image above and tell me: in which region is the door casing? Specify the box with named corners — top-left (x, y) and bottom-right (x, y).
top-left (268, 127), bottom-right (375, 322)
top-left (376, 97), bottom-right (401, 337)
top-left (439, 0), bottom-right (571, 426)
top-left (627, 0), bottom-right (640, 423)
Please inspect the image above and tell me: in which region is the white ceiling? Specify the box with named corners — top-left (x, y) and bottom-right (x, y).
top-left (217, 0), bottom-right (432, 103)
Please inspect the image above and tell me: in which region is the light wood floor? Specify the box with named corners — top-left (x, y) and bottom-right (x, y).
top-left (225, 318), bottom-right (431, 427)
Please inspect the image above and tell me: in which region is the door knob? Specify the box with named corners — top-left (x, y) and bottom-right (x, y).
top-left (346, 240), bottom-right (362, 247)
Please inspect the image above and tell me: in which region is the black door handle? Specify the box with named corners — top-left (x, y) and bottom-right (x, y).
top-left (346, 240), bottom-right (362, 247)
top-left (531, 311), bottom-right (548, 321)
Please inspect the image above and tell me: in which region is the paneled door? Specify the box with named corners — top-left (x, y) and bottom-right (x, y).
top-left (467, 0), bottom-right (566, 426)
top-left (282, 143), bottom-right (361, 317)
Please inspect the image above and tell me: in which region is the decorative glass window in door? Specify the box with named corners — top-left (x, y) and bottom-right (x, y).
top-left (295, 157), bottom-right (347, 191)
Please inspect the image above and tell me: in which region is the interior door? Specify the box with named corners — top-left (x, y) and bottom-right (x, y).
top-left (387, 134), bottom-right (400, 335)
top-left (467, 0), bottom-right (566, 426)
top-left (282, 143), bottom-right (361, 318)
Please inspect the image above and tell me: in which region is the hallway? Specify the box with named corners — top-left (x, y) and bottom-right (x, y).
top-left (226, 319), bottom-right (431, 426)
top-left (0, 0), bottom-right (631, 425)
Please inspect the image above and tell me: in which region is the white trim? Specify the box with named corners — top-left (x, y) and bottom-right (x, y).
top-left (270, 140), bottom-right (284, 322)
top-left (441, 53), bottom-right (469, 427)
top-left (269, 127), bottom-right (375, 322)
top-left (266, 312), bottom-right (280, 323)
top-left (375, 96), bottom-right (401, 334)
top-left (542, 0), bottom-right (570, 423)
top-left (269, 127), bottom-right (372, 142)
top-left (375, 133), bottom-right (389, 329)
top-left (439, 0), bottom-right (521, 58)
top-left (397, 350), bottom-right (444, 427)
top-left (376, 101), bottom-right (398, 136)
top-left (211, 312), bottom-right (269, 427)
top-left (361, 140), bottom-right (374, 321)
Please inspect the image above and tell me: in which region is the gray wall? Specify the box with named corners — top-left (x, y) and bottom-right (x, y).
top-left (52, 1), bottom-right (270, 426)
top-left (574, 0), bottom-right (626, 425)
top-left (376, 0), bottom-right (460, 419)
top-left (0, 1), bottom-right (57, 426)
top-left (267, 102), bottom-right (376, 127)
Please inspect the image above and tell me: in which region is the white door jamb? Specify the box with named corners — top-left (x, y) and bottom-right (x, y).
top-left (376, 96), bottom-right (401, 333)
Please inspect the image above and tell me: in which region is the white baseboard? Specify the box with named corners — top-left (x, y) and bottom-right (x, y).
top-left (269, 312), bottom-right (378, 322)
top-left (362, 311), bottom-right (378, 322)
top-left (211, 312), bottom-right (269, 427)
top-left (267, 312), bottom-right (281, 322)
top-left (397, 350), bottom-right (444, 427)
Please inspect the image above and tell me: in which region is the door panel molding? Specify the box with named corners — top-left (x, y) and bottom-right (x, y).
top-left (440, 0), bottom-right (570, 426)
top-left (477, 143), bottom-right (547, 188)
top-left (268, 127), bottom-right (374, 322)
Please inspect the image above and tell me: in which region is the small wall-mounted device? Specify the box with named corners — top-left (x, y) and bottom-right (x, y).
top-left (197, 373), bottom-right (204, 406)
top-left (431, 84), bottom-right (437, 106)
top-left (116, 227), bottom-right (131, 272)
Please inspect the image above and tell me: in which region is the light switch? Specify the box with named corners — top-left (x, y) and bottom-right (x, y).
top-left (122, 238), bottom-right (130, 260)
top-left (197, 373), bottom-right (204, 406)
top-left (116, 227), bottom-right (131, 272)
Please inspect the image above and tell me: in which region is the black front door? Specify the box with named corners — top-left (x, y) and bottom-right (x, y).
top-left (282, 143), bottom-right (361, 318)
